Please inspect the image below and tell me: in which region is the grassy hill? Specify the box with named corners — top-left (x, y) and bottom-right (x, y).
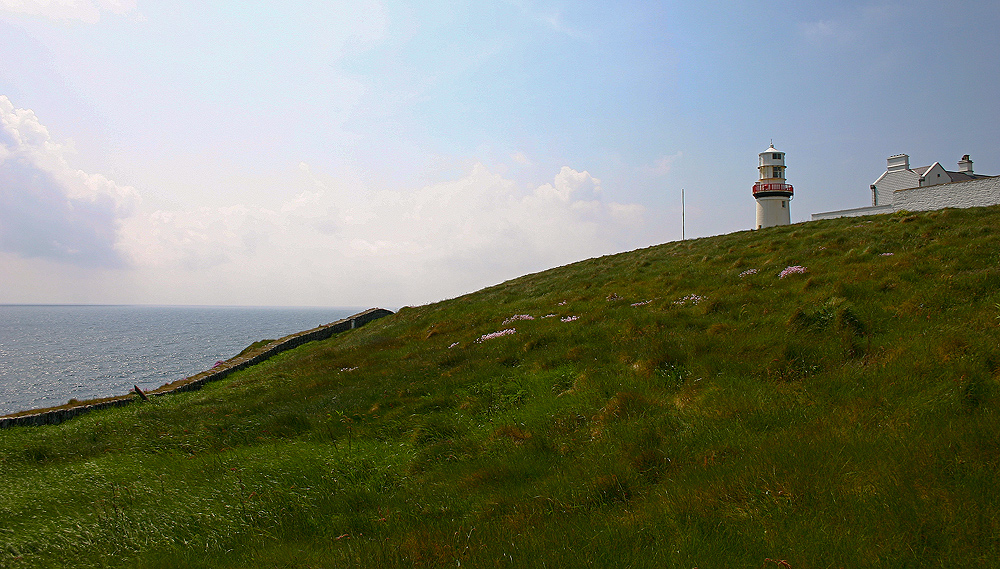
top-left (3, 206), bottom-right (1000, 568)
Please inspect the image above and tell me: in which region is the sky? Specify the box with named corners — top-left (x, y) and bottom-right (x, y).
top-left (1, 0), bottom-right (998, 308)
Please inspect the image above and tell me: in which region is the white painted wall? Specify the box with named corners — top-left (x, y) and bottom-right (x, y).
top-left (919, 163), bottom-right (949, 187)
top-left (894, 177), bottom-right (1000, 212)
top-left (756, 196), bottom-right (791, 228)
top-left (873, 170), bottom-right (919, 205)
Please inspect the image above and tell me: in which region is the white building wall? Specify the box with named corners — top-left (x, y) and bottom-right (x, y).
top-left (919, 163), bottom-right (949, 187)
top-left (873, 170), bottom-right (920, 204)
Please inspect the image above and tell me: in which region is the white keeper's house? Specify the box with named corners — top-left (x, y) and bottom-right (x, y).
top-left (812, 153), bottom-right (1000, 220)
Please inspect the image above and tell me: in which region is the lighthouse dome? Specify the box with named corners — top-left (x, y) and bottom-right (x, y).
top-left (759, 145), bottom-right (785, 167)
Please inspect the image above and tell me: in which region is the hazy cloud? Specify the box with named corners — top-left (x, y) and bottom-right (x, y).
top-left (795, 19), bottom-right (865, 47)
top-left (511, 150), bottom-right (531, 166)
top-left (509, 0), bottom-right (589, 39)
top-left (0, 0), bottom-right (138, 23)
top-left (796, 5), bottom-right (895, 46)
top-left (117, 162), bottom-right (645, 305)
top-left (641, 152), bottom-right (683, 177)
top-left (0, 95), bottom-right (138, 268)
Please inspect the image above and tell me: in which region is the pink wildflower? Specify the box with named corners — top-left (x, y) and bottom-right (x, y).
top-left (448, 342), bottom-right (459, 349)
top-left (779, 265), bottom-right (807, 278)
top-left (880, 252), bottom-right (894, 256)
top-left (476, 329), bottom-right (516, 343)
top-left (560, 316), bottom-right (579, 323)
top-left (631, 300), bottom-right (652, 307)
top-left (738, 268), bottom-right (757, 278)
top-left (542, 314), bottom-right (557, 318)
top-left (502, 314), bottom-right (535, 325)
top-left (673, 294), bottom-right (704, 306)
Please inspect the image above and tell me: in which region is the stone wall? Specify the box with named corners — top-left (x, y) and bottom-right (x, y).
top-left (0, 307), bottom-right (393, 429)
top-left (893, 176), bottom-right (1000, 212)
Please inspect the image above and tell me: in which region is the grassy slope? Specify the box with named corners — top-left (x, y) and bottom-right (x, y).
top-left (3, 206), bottom-right (1000, 568)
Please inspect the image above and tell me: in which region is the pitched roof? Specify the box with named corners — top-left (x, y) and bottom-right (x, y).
top-left (946, 171), bottom-right (989, 182)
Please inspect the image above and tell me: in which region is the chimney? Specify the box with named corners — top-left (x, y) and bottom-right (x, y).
top-left (887, 154), bottom-right (909, 172)
top-left (958, 154), bottom-right (974, 173)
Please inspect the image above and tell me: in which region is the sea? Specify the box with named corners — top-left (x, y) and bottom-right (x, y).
top-left (0, 305), bottom-right (363, 416)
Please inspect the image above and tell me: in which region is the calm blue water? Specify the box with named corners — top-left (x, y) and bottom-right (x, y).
top-left (0, 305), bottom-right (362, 415)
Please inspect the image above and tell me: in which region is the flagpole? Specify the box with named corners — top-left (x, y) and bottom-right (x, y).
top-left (681, 188), bottom-right (685, 240)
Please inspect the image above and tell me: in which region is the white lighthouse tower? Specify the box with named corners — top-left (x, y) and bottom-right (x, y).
top-left (753, 143), bottom-right (794, 229)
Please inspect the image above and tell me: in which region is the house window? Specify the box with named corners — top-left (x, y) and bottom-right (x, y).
top-left (782, 201), bottom-right (786, 208)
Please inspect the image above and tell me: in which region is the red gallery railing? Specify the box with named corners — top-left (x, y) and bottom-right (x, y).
top-left (752, 182), bottom-right (794, 196)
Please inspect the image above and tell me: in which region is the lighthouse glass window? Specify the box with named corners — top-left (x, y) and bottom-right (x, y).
top-left (773, 166), bottom-right (782, 178)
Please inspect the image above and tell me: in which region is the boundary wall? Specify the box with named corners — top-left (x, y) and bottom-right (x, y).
top-left (811, 204), bottom-right (893, 220)
top-left (894, 176), bottom-right (1000, 212)
top-left (0, 307), bottom-right (393, 429)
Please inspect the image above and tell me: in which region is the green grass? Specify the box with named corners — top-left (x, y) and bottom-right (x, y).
top-left (4, 206), bottom-right (1000, 567)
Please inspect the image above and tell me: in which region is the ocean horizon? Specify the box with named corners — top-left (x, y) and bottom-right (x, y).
top-left (0, 304), bottom-right (368, 415)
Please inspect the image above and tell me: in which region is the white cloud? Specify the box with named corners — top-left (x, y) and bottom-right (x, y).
top-left (0, 0), bottom-right (138, 23)
top-left (534, 166), bottom-right (600, 201)
top-left (0, 95), bottom-right (139, 268)
top-left (0, 100), bottom-right (649, 305)
top-left (116, 162), bottom-right (646, 306)
top-left (511, 150), bottom-right (531, 166)
top-left (0, 96), bottom-right (650, 306)
top-left (641, 151), bottom-right (682, 177)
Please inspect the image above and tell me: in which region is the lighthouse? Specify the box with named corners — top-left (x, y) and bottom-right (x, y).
top-left (753, 143), bottom-right (794, 229)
